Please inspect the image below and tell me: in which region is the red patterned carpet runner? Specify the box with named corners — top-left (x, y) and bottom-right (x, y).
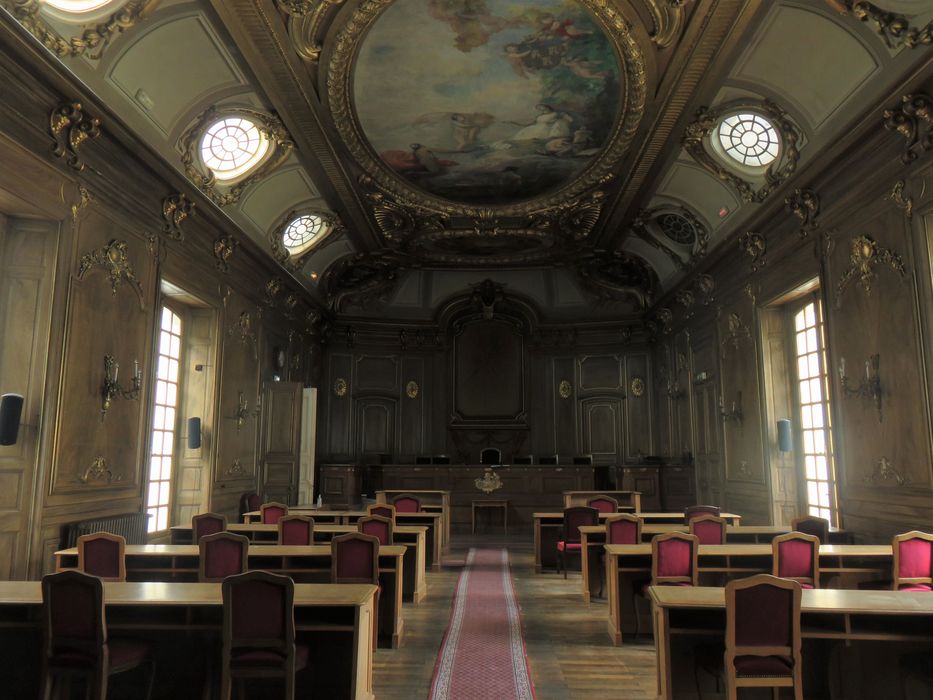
top-left (428, 548), bottom-right (535, 700)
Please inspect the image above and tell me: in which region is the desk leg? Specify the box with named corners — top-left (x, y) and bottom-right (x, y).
top-left (607, 552), bottom-right (622, 645)
top-left (581, 532), bottom-right (591, 603)
top-left (653, 603), bottom-right (672, 700)
top-left (472, 503), bottom-right (476, 535)
top-left (534, 519), bottom-right (542, 573)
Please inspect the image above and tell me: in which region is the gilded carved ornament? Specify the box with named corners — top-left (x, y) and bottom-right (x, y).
top-left (558, 380), bottom-right (573, 399)
top-left (864, 456), bottom-right (908, 487)
top-left (882, 93), bottom-right (932, 164)
top-left (333, 378), bottom-right (348, 397)
top-left (656, 307), bottom-right (673, 335)
top-left (784, 187), bottom-right (820, 238)
top-left (475, 467), bottom-right (503, 494)
top-left (683, 100), bottom-right (802, 204)
top-left (8, 0), bottom-right (157, 61)
top-left (888, 180), bottom-right (913, 221)
top-left (695, 274), bottom-right (715, 305)
top-left (739, 231), bottom-right (767, 273)
top-left (630, 377), bottom-right (645, 398)
top-left (225, 458), bottom-right (246, 477)
top-left (77, 239), bottom-right (146, 307)
top-left (406, 381), bottom-right (420, 399)
top-left (720, 312), bottom-right (751, 359)
top-left (229, 312), bottom-right (258, 359)
top-left (50, 101), bottom-right (101, 172)
top-left (161, 194), bottom-right (195, 242)
top-left (830, 1), bottom-right (932, 50)
top-left (79, 456), bottom-right (120, 484)
top-left (835, 234), bottom-right (906, 306)
top-left (278, 0), bottom-right (347, 65)
top-left (675, 289), bottom-right (695, 318)
top-left (213, 235), bottom-right (239, 272)
top-left (642, 0), bottom-right (686, 47)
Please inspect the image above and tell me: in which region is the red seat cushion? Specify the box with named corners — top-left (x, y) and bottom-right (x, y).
top-left (733, 655), bottom-right (794, 677)
top-left (898, 583), bottom-right (933, 592)
top-left (799, 582), bottom-right (814, 590)
top-left (557, 541), bottom-right (582, 552)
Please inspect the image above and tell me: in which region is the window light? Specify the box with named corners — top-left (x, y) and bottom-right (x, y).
top-left (199, 116), bottom-right (269, 181)
top-left (717, 112), bottom-right (780, 167)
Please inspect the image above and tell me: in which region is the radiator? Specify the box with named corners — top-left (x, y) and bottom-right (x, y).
top-left (61, 512), bottom-right (151, 548)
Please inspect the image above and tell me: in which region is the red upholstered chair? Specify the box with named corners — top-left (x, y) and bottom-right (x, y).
top-left (684, 504), bottom-right (721, 525)
top-left (239, 493), bottom-right (262, 519)
top-left (791, 515), bottom-right (829, 543)
top-left (724, 574), bottom-right (803, 700)
top-left (220, 571), bottom-right (310, 700)
top-left (599, 514), bottom-right (642, 597)
top-left (358, 515), bottom-right (394, 546)
top-left (331, 533), bottom-right (381, 645)
top-left (192, 512), bottom-right (227, 543)
top-left (261, 502), bottom-right (288, 525)
top-left (77, 532), bottom-right (126, 582)
top-left (368, 503), bottom-right (396, 522)
top-left (40, 570), bottom-right (155, 700)
top-left (392, 494), bottom-right (421, 513)
top-left (892, 531), bottom-right (933, 591)
top-left (277, 515), bottom-right (314, 546)
top-left (689, 514), bottom-right (728, 545)
top-left (557, 506), bottom-right (599, 579)
top-left (772, 532), bottom-right (820, 589)
top-left (199, 532), bottom-right (250, 582)
top-left (587, 495), bottom-right (619, 514)
top-left (634, 532), bottom-right (699, 638)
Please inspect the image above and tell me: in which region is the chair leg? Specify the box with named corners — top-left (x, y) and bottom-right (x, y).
top-left (38, 664), bottom-right (52, 700)
top-left (633, 594), bottom-right (641, 639)
top-left (220, 665), bottom-right (232, 700)
top-left (143, 658), bottom-right (156, 700)
top-left (285, 659), bottom-right (296, 700)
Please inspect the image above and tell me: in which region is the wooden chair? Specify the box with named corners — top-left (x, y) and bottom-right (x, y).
top-left (557, 506), bottom-right (598, 579)
top-left (331, 533), bottom-right (381, 646)
top-left (684, 504), bottom-right (721, 524)
top-left (772, 532), bottom-right (820, 589)
top-left (220, 571), bottom-right (309, 700)
top-left (791, 515), bottom-right (829, 543)
top-left (358, 515), bottom-right (394, 545)
top-left (587, 495), bottom-right (619, 514)
top-left (635, 532), bottom-right (699, 638)
top-left (892, 531), bottom-right (933, 591)
top-left (391, 494), bottom-right (421, 513)
top-left (40, 570), bottom-right (155, 700)
top-left (199, 532), bottom-right (249, 582)
top-left (260, 502), bottom-right (288, 525)
top-left (277, 515), bottom-right (314, 546)
top-left (77, 532), bottom-right (126, 582)
top-left (368, 503), bottom-right (396, 522)
top-left (725, 574), bottom-right (803, 700)
top-left (599, 514), bottom-right (642, 598)
top-left (192, 512), bottom-right (227, 543)
top-left (239, 492), bottom-right (262, 519)
top-left (690, 514), bottom-right (728, 545)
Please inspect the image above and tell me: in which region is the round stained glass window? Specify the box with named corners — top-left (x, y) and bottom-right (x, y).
top-left (717, 113), bottom-right (780, 167)
top-left (657, 213), bottom-right (697, 245)
top-left (43, 0), bottom-right (115, 11)
top-left (282, 214), bottom-right (327, 255)
top-left (199, 117), bottom-right (269, 181)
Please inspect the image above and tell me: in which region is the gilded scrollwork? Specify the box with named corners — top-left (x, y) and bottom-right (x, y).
top-left (320, 251), bottom-right (406, 310)
top-left (675, 289), bottom-right (695, 318)
top-left (835, 234), bottom-right (906, 304)
top-left (720, 312), bottom-right (750, 358)
top-left (642, 0), bottom-right (686, 47)
top-left (77, 239), bottom-right (145, 305)
top-left (229, 312), bottom-right (258, 359)
top-left (888, 180), bottom-right (913, 221)
top-left (882, 93), bottom-right (932, 164)
top-left (695, 274), bottom-right (715, 306)
top-left (831, 2), bottom-right (931, 50)
top-left (574, 250), bottom-right (658, 309)
top-left (784, 187), bottom-right (820, 238)
top-left (739, 231), bottom-right (767, 272)
top-left (213, 235), bottom-right (239, 272)
top-left (79, 456), bottom-right (120, 484)
top-left (50, 101), bottom-right (101, 171)
top-left (864, 456), bottom-right (909, 487)
top-left (683, 100), bottom-right (802, 203)
top-left (161, 194), bottom-right (195, 242)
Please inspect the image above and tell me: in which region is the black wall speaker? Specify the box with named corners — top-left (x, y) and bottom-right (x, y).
top-left (777, 419), bottom-right (793, 453)
top-left (0, 394), bottom-right (24, 446)
top-left (187, 417), bottom-right (201, 450)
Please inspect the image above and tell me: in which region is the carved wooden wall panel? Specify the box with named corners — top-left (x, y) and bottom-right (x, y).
top-left (580, 397), bottom-right (622, 464)
top-left (551, 357), bottom-right (576, 457)
top-left (623, 352), bottom-right (651, 460)
top-left (399, 356), bottom-right (425, 457)
top-left (579, 355), bottom-right (621, 391)
top-left (453, 320), bottom-right (524, 422)
top-left (356, 355), bottom-right (399, 393)
top-left (260, 382), bottom-right (303, 505)
top-left (325, 353), bottom-right (353, 458)
top-left (357, 397), bottom-right (397, 456)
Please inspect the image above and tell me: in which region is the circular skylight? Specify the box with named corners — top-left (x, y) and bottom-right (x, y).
top-left (199, 117), bottom-right (269, 181)
top-left (282, 214), bottom-right (327, 256)
top-left (717, 113), bottom-right (780, 167)
top-left (657, 213), bottom-right (697, 245)
top-left (43, 0), bottom-right (115, 12)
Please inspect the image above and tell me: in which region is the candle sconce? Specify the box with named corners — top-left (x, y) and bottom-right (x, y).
top-left (232, 391), bottom-right (261, 431)
top-left (839, 354), bottom-right (882, 422)
top-left (719, 391), bottom-right (743, 424)
top-left (100, 354), bottom-right (141, 419)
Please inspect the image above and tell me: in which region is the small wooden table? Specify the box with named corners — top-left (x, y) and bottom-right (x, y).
top-left (472, 500), bottom-right (509, 534)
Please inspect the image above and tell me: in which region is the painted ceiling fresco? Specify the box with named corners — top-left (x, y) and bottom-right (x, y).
top-left (353, 0), bottom-right (621, 205)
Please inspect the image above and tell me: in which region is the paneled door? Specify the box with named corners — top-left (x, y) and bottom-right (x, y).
top-left (580, 397), bottom-right (623, 464)
top-left (259, 382), bottom-right (303, 505)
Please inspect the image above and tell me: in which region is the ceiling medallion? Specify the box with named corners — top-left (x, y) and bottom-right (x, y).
top-left (328, 0), bottom-right (647, 218)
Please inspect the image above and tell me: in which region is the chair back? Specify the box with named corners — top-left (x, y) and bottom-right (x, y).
top-left (791, 515), bottom-right (829, 543)
top-left (684, 505), bottom-right (720, 524)
top-left (193, 512), bottom-right (227, 543)
top-left (331, 533), bottom-right (380, 585)
top-left (260, 502), bottom-right (288, 524)
top-left (77, 532), bottom-right (126, 582)
top-left (358, 515), bottom-right (394, 545)
top-left (772, 532), bottom-right (820, 588)
top-left (651, 532), bottom-right (698, 586)
top-left (278, 515), bottom-right (314, 545)
top-left (41, 570), bottom-right (106, 664)
top-left (587, 495), bottom-right (619, 514)
top-left (893, 531), bottom-right (933, 590)
top-left (725, 574), bottom-right (801, 674)
top-left (368, 503), bottom-right (396, 522)
top-left (561, 506), bottom-right (599, 545)
top-left (239, 492), bottom-right (262, 518)
top-left (689, 514), bottom-right (727, 545)
top-left (606, 514), bottom-right (641, 545)
top-left (222, 571), bottom-right (295, 662)
top-left (392, 494), bottom-right (421, 513)
top-left (199, 532), bottom-right (249, 582)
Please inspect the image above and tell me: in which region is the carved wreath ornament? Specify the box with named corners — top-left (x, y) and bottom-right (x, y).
top-left (475, 467), bottom-right (503, 494)
top-left (835, 234), bottom-right (905, 305)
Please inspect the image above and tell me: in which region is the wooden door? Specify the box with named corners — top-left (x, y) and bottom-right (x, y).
top-left (580, 397), bottom-right (623, 464)
top-left (259, 382), bottom-right (303, 505)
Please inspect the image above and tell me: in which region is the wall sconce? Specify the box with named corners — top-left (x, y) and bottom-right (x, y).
top-left (0, 394), bottom-right (24, 446)
top-left (839, 354), bottom-right (883, 422)
top-left (100, 355), bottom-right (141, 419)
top-left (232, 391), bottom-right (260, 432)
top-left (777, 419), bottom-right (792, 452)
top-left (719, 391), bottom-right (743, 424)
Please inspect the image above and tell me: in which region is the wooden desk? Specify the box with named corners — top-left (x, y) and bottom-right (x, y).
top-left (532, 511), bottom-right (743, 573)
top-left (578, 523), bottom-right (850, 603)
top-left (55, 544), bottom-right (406, 649)
top-left (651, 586), bottom-right (933, 699)
top-left (169, 523), bottom-right (428, 604)
top-left (376, 490), bottom-right (450, 553)
top-left (472, 500), bottom-right (508, 534)
top-left (242, 509), bottom-right (368, 525)
top-left (0, 580), bottom-right (375, 700)
top-left (562, 490), bottom-right (642, 512)
top-left (605, 543), bottom-right (894, 644)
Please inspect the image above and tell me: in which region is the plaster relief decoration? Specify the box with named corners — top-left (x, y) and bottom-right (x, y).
top-left (882, 93), bottom-right (931, 164)
top-left (558, 379), bottom-right (572, 399)
top-left (334, 377), bottom-right (348, 396)
top-left (644, 0), bottom-right (685, 47)
top-left (475, 466), bottom-right (504, 494)
top-left (630, 377), bottom-right (645, 397)
top-left (320, 251), bottom-right (405, 310)
top-left (77, 239), bottom-right (146, 307)
top-left (683, 100), bottom-right (801, 203)
top-left (720, 312), bottom-right (750, 359)
top-left (406, 380), bottom-right (420, 399)
top-left (739, 231), bottom-right (766, 273)
top-left (213, 235), bottom-right (239, 272)
top-left (831, 2), bottom-right (932, 50)
top-left (79, 456), bottom-right (120, 484)
top-left (229, 311), bottom-right (258, 359)
top-left (835, 234), bottom-right (906, 306)
top-left (225, 457), bottom-right (246, 477)
top-left (864, 456), bottom-right (909, 487)
top-left (49, 101), bottom-right (101, 172)
top-left (161, 193), bottom-right (195, 242)
top-left (575, 250), bottom-right (658, 309)
top-left (888, 180), bottom-right (913, 221)
top-left (784, 187), bottom-right (820, 239)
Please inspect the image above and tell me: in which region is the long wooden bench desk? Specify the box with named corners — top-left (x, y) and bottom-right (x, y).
top-left (533, 511), bottom-right (743, 573)
top-left (376, 490), bottom-right (450, 553)
top-left (578, 523), bottom-right (850, 603)
top-left (0, 580), bottom-right (376, 700)
top-left (55, 544), bottom-right (405, 649)
top-left (651, 585), bottom-right (933, 699)
top-left (605, 543), bottom-right (893, 644)
top-left (169, 523), bottom-right (428, 603)
top-left (562, 490), bottom-right (642, 512)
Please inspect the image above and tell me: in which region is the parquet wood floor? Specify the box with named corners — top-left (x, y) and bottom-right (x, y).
top-left (373, 534), bottom-right (657, 699)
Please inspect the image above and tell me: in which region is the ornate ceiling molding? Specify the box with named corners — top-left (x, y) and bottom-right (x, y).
top-left (574, 249), bottom-right (658, 309)
top-left (320, 250), bottom-right (408, 311)
top-left (641, 0), bottom-right (686, 48)
top-left (830, 1), bottom-right (931, 50)
top-left (882, 93), bottom-right (931, 165)
top-left (631, 204), bottom-right (709, 269)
